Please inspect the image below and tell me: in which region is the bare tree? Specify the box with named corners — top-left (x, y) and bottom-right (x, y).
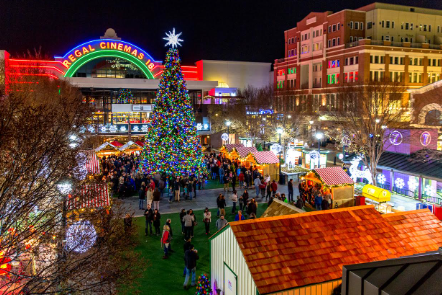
top-left (208, 85), bottom-right (274, 147)
top-left (0, 60), bottom-right (144, 294)
top-left (325, 81), bottom-right (408, 185)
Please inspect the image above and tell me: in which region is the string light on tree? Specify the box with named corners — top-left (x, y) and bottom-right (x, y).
top-left (66, 220), bottom-right (97, 253)
top-left (117, 89), bottom-right (134, 104)
top-left (139, 31), bottom-right (205, 176)
top-left (195, 273), bottom-right (211, 295)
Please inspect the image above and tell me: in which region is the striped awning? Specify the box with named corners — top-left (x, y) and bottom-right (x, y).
top-left (234, 147), bottom-right (258, 158)
top-left (84, 150), bottom-right (100, 174)
top-left (224, 144), bottom-right (244, 152)
top-left (67, 183), bottom-right (110, 210)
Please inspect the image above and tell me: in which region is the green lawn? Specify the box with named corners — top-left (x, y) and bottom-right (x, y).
top-left (203, 179), bottom-right (224, 190)
top-left (125, 204), bottom-right (268, 295)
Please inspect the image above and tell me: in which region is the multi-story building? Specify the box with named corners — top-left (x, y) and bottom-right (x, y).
top-left (274, 2), bottom-right (442, 138)
top-left (1, 28), bottom-right (271, 144)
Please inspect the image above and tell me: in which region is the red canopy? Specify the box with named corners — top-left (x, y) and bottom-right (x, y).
top-left (110, 141), bottom-right (123, 147)
top-left (135, 140), bottom-right (144, 147)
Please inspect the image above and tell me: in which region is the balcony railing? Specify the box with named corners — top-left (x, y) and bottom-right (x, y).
top-left (344, 39), bottom-right (442, 50)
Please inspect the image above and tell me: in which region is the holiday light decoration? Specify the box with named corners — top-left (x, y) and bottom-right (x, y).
top-left (394, 178), bottom-right (405, 189)
top-left (139, 47), bottom-right (205, 176)
top-left (66, 220), bottom-right (97, 253)
top-left (349, 156), bottom-right (373, 184)
top-left (117, 89), bottom-right (135, 104)
top-left (424, 185), bottom-right (435, 197)
top-left (408, 177), bottom-right (419, 192)
top-left (377, 174), bottom-right (386, 185)
top-left (195, 273), bottom-right (211, 295)
top-left (163, 28), bottom-right (183, 48)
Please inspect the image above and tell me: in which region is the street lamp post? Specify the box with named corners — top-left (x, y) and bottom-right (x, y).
top-left (315, 132), bottom-right (323, 168)
top-left (277, 127), bottom-right (283, 184)
top-left (226, 121), bottom-right (231, 144)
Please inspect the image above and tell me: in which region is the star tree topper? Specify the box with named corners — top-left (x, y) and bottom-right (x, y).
top-left (163, 28), bottom-right (183, 48)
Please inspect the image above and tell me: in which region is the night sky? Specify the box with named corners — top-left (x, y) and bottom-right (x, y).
top-left (1, 0), bottom-right (441, 65)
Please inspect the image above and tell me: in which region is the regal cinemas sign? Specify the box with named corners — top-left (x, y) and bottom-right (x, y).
top-left (58, 39), bottom-right (156, 71)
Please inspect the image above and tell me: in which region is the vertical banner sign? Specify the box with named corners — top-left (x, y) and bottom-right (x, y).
top-left (224, 264), bottom-right (237, 295)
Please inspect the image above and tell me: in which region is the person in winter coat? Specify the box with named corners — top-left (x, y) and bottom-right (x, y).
top-left (234, 210), bottom-right (245, 221)
top-left (144, 204), bottom-right (154, 236)
top-left (238, 171), bottom-right (245, 189)
top-left (288, 179), bottom-right (294, 203)
top-left (231, 174), bottom-right (237, 192)
top-left (315, 194), bottom-right (323, 210)
top-left (203, 208), bottom-right (211, 235)
top-left (230, 191), bottom-right (238, 214)
top-left (174, 177), bottom-right (181, 202)
top-left (138, 182), bottom-right (146, 209)
top-left (187, 179), bottom-right (193, 200)
top-left (217, 194), bottom-right (226, 217)
top-left (182, 210), bottom-right (194, 240)
top-left (183, 238), bottom-right (193, 276)
top-left (271, 180), bottom-right (278, 197)
top-left (254, 176), bottom-right (261, 198)
top-left (179, 209), bottom-right (186, 234)
top-left (153, 209), bottom-right (161, 236)
top-left (183, 245), bottom-right (199, 289)
top-left (266, 182), bottom-right (272, 201)
top-left (247, 198), bottom-right (257, 216)
top-left (223, 173), bottom-right (230, 192)
top-left (161, 225), bottom-right (171, 259)
top-left (240, 190), bottom-right (249, 211)
top-left (146, 187), bottom-right (153, 207)
top-left (153, 188), bottom-right (161, 211)
top-left (216, 215), bottom-right (228, 230)
top-left (259, 180), bottom-right (266, 199)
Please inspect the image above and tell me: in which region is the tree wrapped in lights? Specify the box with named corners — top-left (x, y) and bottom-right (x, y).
top-left (139, 46), bottom-right (205, 176)
top-left (195, 273), bottom-right (211, 295)
top-left (117, 88), bottom-right (134, 104)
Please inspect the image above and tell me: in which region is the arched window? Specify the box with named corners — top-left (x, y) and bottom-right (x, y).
top-left (425, 109), bottom-right (442, 125)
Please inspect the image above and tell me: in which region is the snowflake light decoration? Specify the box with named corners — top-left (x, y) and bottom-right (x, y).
top-left (66, 220), bottom-right (97, 253)
top-left (424, 185), bottom-right (435, 197)
top-left (377, 174), bottom-right (386, 185)
top-left (394, 178), bottom-right (405, 189)
top-left (408, 178), bottom-right (418, 191)
top-left (163, 28), bottom-right (183, 48)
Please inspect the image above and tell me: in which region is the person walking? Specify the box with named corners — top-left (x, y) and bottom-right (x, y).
top-left (247, 198), bottom-right (257, 217)
top-left (216, 215), bottom-right (228, 230)
top-left (271, 180), bottom-right (278, 197)
top-left (259, 180), bottom-right (266, 199)
top-left (288, 179), bottom-right (294, 203)
top-left (266, 181), bottom-right (272, 201)
top-left (254, 176), bottom-right (261, 198)
top-left (183, 245), bottom-right (199, 290)
top-left (183, 238), bottom-right (193, 277)
top-left (138, 182), bottom-right (146, 210)
top-left (174, 177), bottom-right (181, 202)
top-left (153, 188), bottom-right (161, 211)
top-left (153, 209), bottom-right (161, 236)
top-left (179, 208), bottom-right (186, 235)
top-left (146, 186), bottom-right (153, 207)
top-left (238, 171), bottom-right (244, 189)
top-left (315, 193), bottom-right (323, 211)
top-left (231, 173), bottom-right (237, 192)
top-left (234, 210), bottom-right (245, 221)
top-left (240, 189), bottom-right (249, 211)
top-left (230, 190), bottom-right (238, 214)
top-left (223, 172), bottom-right (230, 192)
top-left (203, 208), bottom-right (211, 235)
top-left (161, 225), bottom-right (171, 259)
top-left (189, 209), bottom-right (196, 238)
top-left (182, 210), bottom-right (194, 241)
top-left (144, 204), bottom-right (154, 236)
top-left (217, 194), bottom-right (226, 217)
top-left (187, 179), bottom-right (193, 200)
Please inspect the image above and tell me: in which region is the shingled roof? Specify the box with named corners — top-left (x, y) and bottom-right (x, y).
top-left (314, 167), bottom-right (354, 186)
top-left (261, 198), bottom-right (304, 218)
top-left (224, 144), bottom-right (244, 152)
top-left (249, 151), bottom-right (280, 164)
top-left (383, 209), bottom-right (442, 253)
top-left (226, 206), bottom-right (442, 294)
top-left (234, 146), bottom-right (258, 158)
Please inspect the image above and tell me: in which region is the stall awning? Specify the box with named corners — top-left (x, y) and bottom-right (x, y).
top-left (234, 147), bottom-right (258, 158)
top-left (67, 183), bottom-right (110, 210)
top-left (95, 142), bottom-right (119, 153)
top-left (362, 184), bottom-right (391, 203)
top-left (248, 151), bottom-right (279, 164)
top-left (84, 150), bottom-right (100, 174)
top-left (222, 144), bottom-right (244, 153)
top-left (119, 141), bottom-right (143, 151)
top-left (313, 167), bottom-right (354, 186)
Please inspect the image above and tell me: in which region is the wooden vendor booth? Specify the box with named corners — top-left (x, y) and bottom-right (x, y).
top-left (220, 144), bottom-right (244, 159)
top-left (243, 151), bottom-right (280, 181)
top-left (119, 141), bottom-right (143, 154)
top-left (230, 147), bottom-right (258, 161)
top-left (95, 142), bottom-right (120, 157)
top-left (304, 167), bottom-right (355, 208)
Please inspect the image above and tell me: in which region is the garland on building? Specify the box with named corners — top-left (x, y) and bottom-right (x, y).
top-left (117, 89), bottom-right (134, 104)
top-left (139, 48), bottom-right (205, 176)
top-left (195, 273), bottom-right (211, 295)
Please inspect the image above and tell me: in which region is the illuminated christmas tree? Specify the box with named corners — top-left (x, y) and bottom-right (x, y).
top-left (117, 89), bottom-right (134, 104)
top-left (195, 274), bottom-right (211, 295)
top-left (139, 30), bottom-right (205, 176)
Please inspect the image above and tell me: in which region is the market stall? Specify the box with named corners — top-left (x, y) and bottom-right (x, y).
top-left (83, 150), bottom-right (100, 175)
top-left (119, 141), bottom-right (143, 154)
top-left (230, 146), bottom-right (257, 161)
top-left (304, 167), bottom-right (354, 208)
top-left (95, 142), bottom-right (120, 157)
top-left (67, 183), bottom-right (111, 211)
top-left (219, 144), bottom-right (244, 159)
top-left (243, 151), bottom-right (280, 180)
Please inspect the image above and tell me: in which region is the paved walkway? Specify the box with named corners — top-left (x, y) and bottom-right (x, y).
top-left (121, 182), bottom-right (299, 217)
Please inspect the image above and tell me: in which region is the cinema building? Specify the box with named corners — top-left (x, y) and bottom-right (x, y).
top-left (0, 28), bottom-right (271, 142)
top-left (273, 3), bottom-right (442, 146)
